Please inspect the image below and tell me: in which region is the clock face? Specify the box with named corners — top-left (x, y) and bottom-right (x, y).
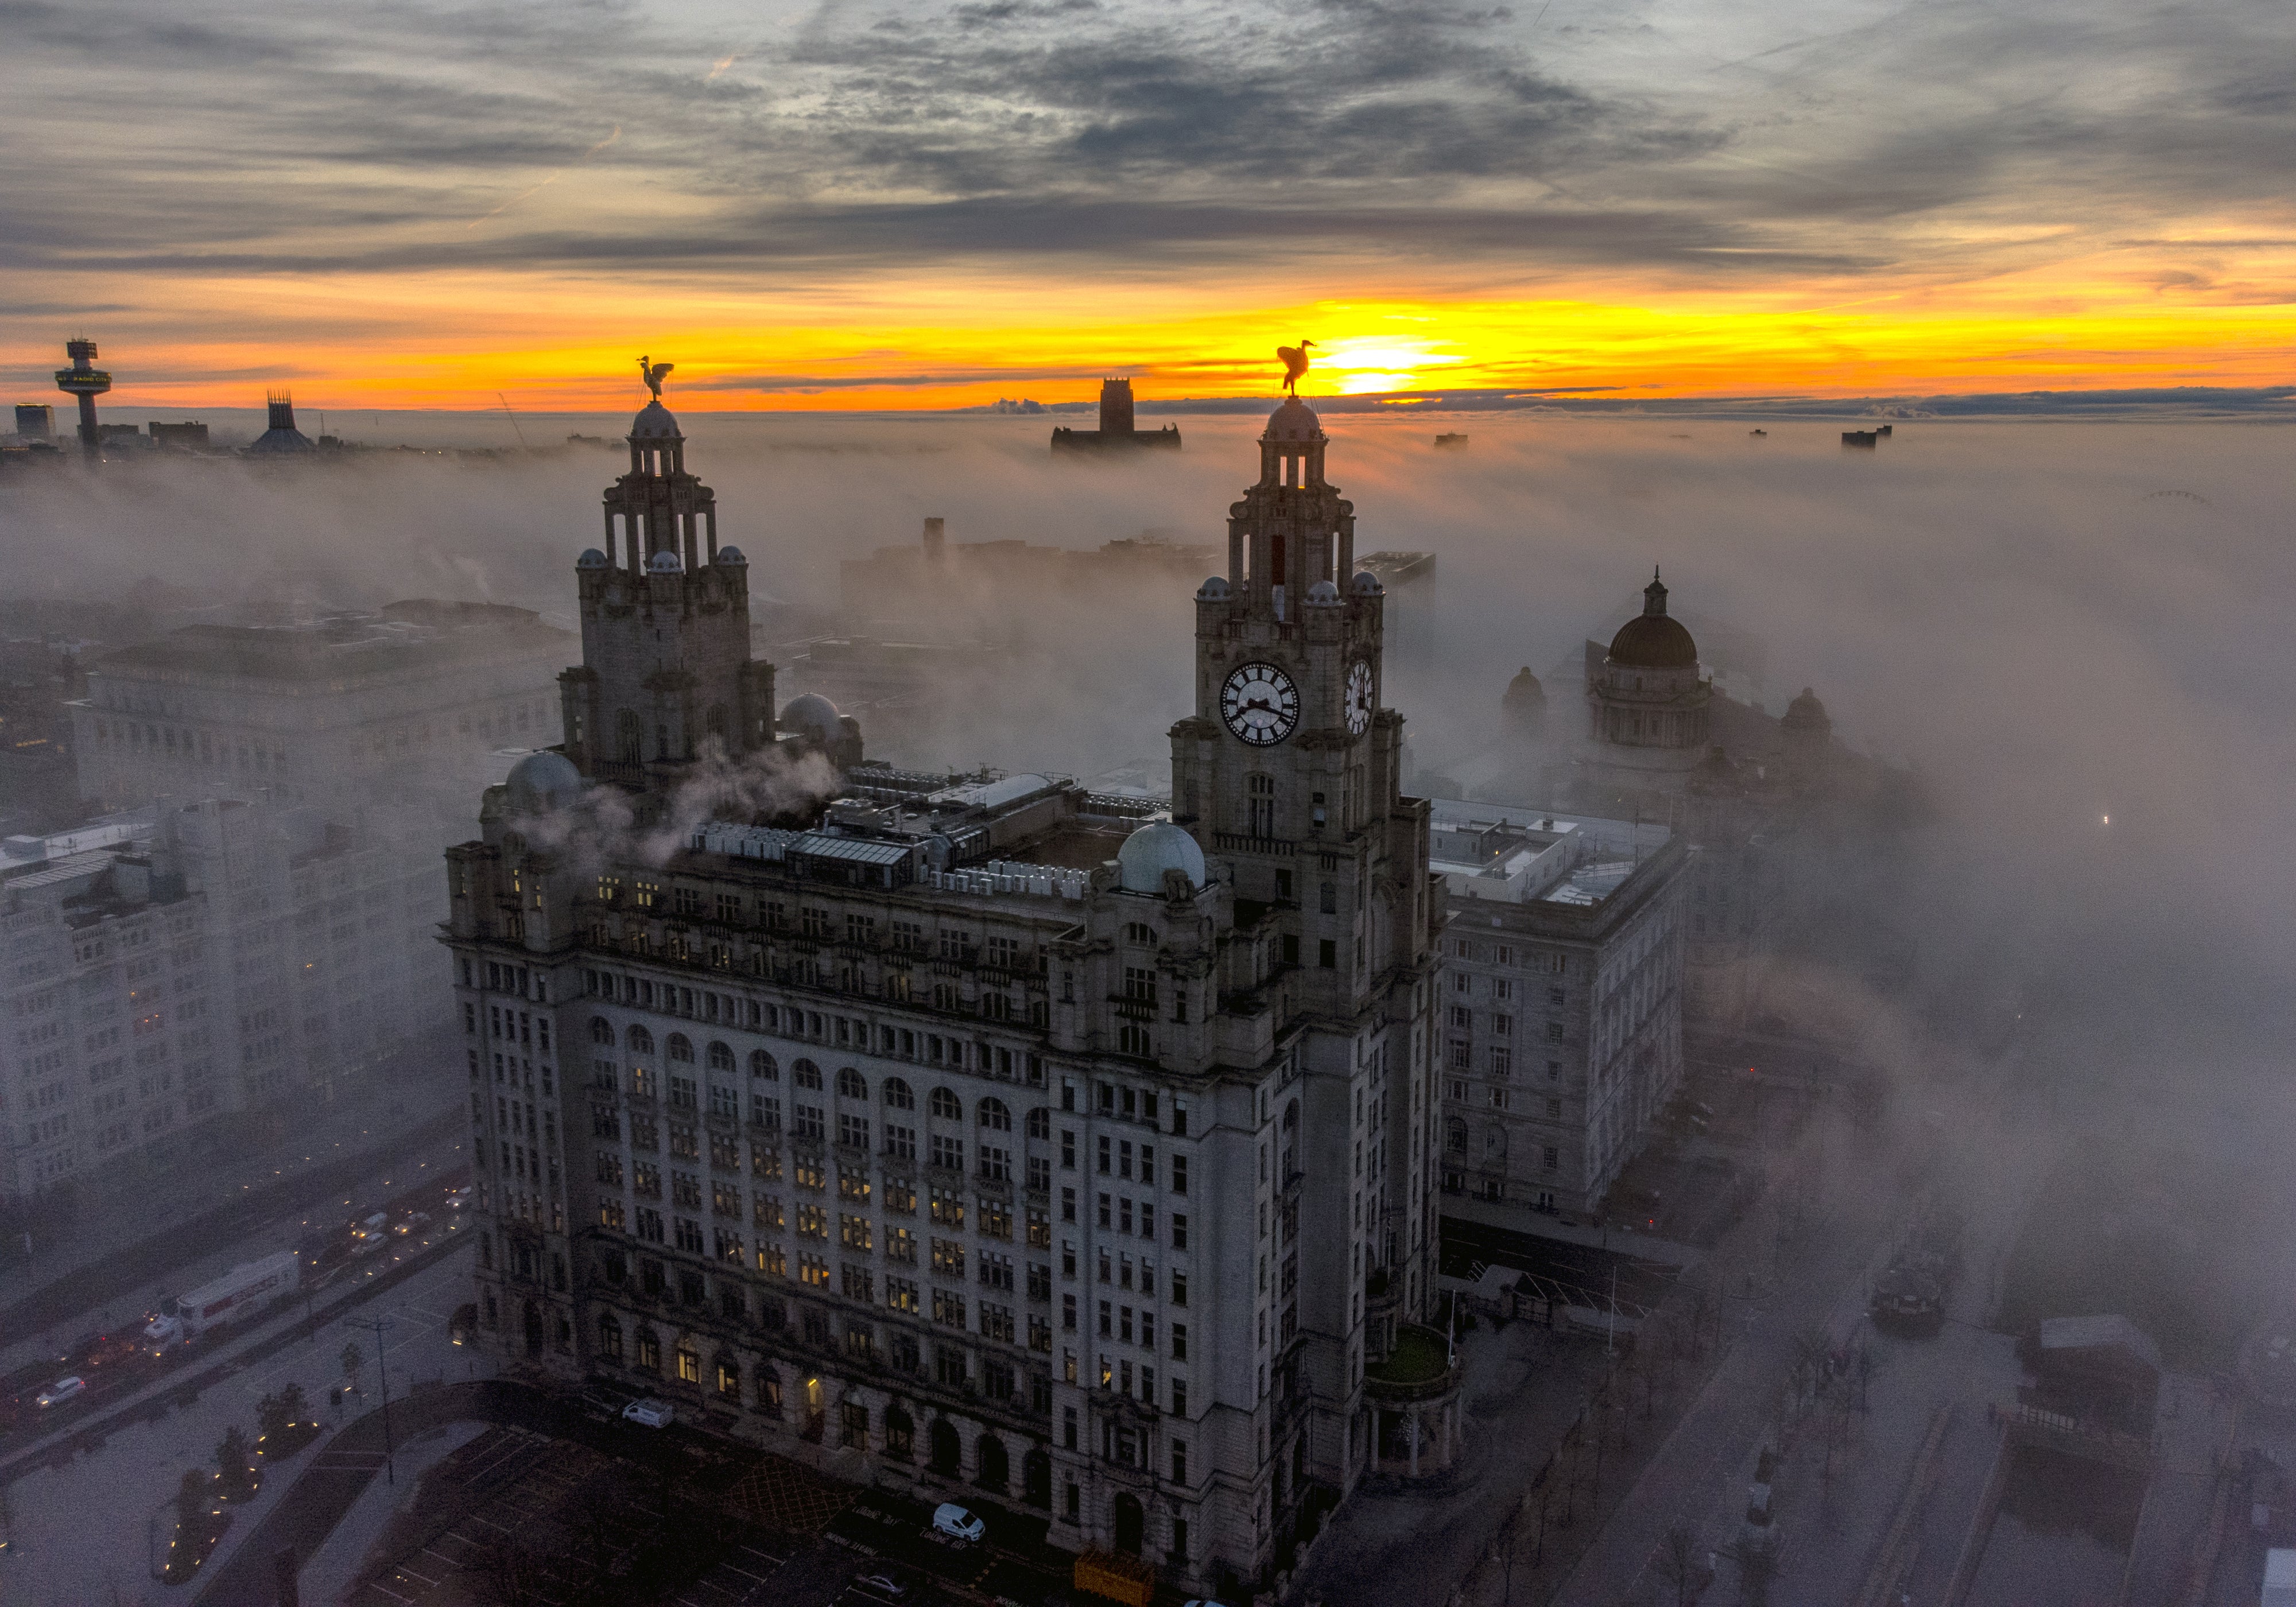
top-left (1344, 660), bottom-right (1375, 736)
top-left (1221, 661), bottom-right (1300, 747)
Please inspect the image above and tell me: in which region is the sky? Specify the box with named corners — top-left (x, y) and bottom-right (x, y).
top-left (3, 0), bottom-right (2293, 410)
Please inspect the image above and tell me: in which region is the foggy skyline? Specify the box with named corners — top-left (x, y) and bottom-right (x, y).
top-left (5, 0), bottom-right (2293, 409)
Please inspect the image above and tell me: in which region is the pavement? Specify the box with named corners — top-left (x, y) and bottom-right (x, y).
top-left (1290, 1315), bottom-right (1611, 1607)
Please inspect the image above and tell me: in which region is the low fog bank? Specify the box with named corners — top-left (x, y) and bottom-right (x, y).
top-left (8, 409), bottom-right (2293, 1069)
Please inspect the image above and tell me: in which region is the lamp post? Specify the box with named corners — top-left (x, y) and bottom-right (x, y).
top-left (347, 1316), bottom-right (396, 1484)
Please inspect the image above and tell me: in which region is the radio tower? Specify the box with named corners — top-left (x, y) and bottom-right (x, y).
top-left (53, 337), bottom-right (113, 464)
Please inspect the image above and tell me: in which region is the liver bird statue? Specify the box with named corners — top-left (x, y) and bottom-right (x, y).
top-left (1277, 339), bottom-right (1314, 397)
top-left (637, 355), bottom-right (674, 398)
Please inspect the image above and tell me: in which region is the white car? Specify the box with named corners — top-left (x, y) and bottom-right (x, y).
top-left (930, 1502), bottom-right (985, 1544)
top-left (854, 1575), bottom-right (909, 1600)
top-left (621, 1397), bottom-right (674, 1428)
top-left (36, 1376), bottom-right (86, 1408)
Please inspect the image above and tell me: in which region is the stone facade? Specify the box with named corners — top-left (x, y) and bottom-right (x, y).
top-left (445, 388), bottom-right (1444, 1601)
top-left (1426, 800), bottom-right (1687, 1218)
top-left (2, 795), bottom-right (446, 1195)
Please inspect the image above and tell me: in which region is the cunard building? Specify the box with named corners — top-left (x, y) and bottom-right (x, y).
top-left (445, 379), bottom-right (1451, 1597)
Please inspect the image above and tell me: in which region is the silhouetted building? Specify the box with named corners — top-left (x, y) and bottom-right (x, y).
top-left (1050, 378), bottom-right (1182, 453)
top-left (247, 391), bottom-right (315, 455)
top-left (14, 404), bottom-right (54, 441)
top-left (52, 338), bottom-right (111, 463)
top-left (148, 421), bottom-right (210, 451)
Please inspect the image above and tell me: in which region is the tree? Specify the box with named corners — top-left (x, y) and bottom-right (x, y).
top-left (1655, 1523), bottom-right (1703, 1607)
top-left (214, 1426), bottom-right (256, 1499)
top-left (173, 1468), bottom-right (210, 1531)
top-left (340, 1340), bottom-right (364, 1395)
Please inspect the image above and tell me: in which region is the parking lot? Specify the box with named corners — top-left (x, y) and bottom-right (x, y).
top-left (341, 1403), bottom-right (1073, 1607)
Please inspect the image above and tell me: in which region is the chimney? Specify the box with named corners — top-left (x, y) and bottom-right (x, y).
top-left (1099, 378), bottom-right (1135, 436)
top-left (922, 517), bottom-right (946, 564)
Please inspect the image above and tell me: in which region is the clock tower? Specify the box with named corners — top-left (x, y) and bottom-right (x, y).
top-left (1171, 394), bottom-right (1442, 1491)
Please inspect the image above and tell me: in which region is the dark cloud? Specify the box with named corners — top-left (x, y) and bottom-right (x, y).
top-left (0, 0), bottom-right (2289, 302)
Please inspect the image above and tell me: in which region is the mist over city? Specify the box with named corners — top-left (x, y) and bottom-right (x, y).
top-left (5, 0), bottom-right (2295, 1604)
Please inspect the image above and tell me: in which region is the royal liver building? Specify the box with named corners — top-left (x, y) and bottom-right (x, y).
top-left (446, 379), bottom-right (1445, 1598)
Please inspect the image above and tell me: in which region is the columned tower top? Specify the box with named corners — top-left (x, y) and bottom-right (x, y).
top-left (601, 360), bottom-right (718, 578)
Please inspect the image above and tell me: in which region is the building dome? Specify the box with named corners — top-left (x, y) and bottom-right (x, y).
top-left (1196, 576), bottom-right (1232, 601)
top-left (630, 399), bottom-right (682, 440)
top-left (1350, 570), bottom-right (1384, 597)
top-left (1782, 686), bottom-right (1830, 731)
top-left (576, 548), bottom-right (610, 569)
top-left (1116, 821), bottom-right (1206, 895)
top-left (1503, 666), bottom-right (1545, 712)
top-left (1607, 569), bottom-right (1698, 669)
top-left (781, 693), bottom-right (843, 744)
top-left (505, 750), bottom-right (584, 814)
top-left (716, 545), bottom-right (747, 566)
top-left (647, 549), bottom-right (684, 574)
top-left (1304, 579), bottom-right (1342, 607)
top-left (1263, 397), bottom-right (1323, 443)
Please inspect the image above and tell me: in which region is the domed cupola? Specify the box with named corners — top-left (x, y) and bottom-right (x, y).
top-left (1605, 569), bottom-right (1700, 670)
top-left (1116, 820), bottom-right (1207, 896)
top-left (1585, 565), bottom-right (1711, 770)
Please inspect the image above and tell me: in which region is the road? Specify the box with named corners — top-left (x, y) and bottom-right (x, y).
top-left (0, 1231), bottom-right (481, 1605)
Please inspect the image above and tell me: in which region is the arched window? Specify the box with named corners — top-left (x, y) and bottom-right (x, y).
top-left (1484, 1125), bottom-right (1506, 1158)
top-left (616, 709), bottom-right (642, 764)
top-left (793, 1059), bottom-right (823, 1090)
top-left (758, 1365), bottom-right (783, 1417)
top-left (883, 1077), bottom-right (915, 1111)
top-left (836, 1067), bottom-right (868, 1100)
top-left (749, 1050), bottom-right (778, 1080)
top-left (1025, 1107), bottom-right (1051, 1140)
top-left (598, 1313), bottom-right (623, 1360)
top-left (626, 1025), bottom-right (654, 1055)
top-left (1446, 1118), bottom-right (1468, 1154)
top-left (978, 1098), bottom-right (1012, 1132)
top-left (716, 1355), bottom-right (741, 1397)
top-left (589, 1017), bottom-right (615, 1045)
top-left (666, 1034), bottom-right (694, 1063)
top-left (929, 1087), bottom-right (961, 1121)
top-left (707, 1041), bottom-right (734, 1072)
top-left (1124, 922), bottom-right (1157, 946)
top-left (1118, 1023), bottom-right (1151, 1058)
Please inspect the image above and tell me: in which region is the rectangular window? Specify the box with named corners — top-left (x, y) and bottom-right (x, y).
top-left (1172, 1213), bottom-right (1188, 1251)
top-left (932, 1237), bottom-right (966, 1277)
top-left (933, 1289), bottom-right (968, 1329)
top-left (889, 1225), bottom-right (917, 1263)
top-left (889, 1276), bottom-right (919, 1313)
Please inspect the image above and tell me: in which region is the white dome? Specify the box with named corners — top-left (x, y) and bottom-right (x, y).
top-left (1116, 821), bottom-right (1205, 895)
top-left (781, 693), bottom-right (842, 742)
top-left (1305, 579), bottom-right (1342, 607)
top-left (505, 750), bottom-right (583, 814)
top-left (630, 399), bottom-right (682, 440)
top-left (1264, 397), bottom-right (1323, 443)
top-left (647, 549), bottom-right (684, 574)
top-left (576, 548), bottom-right (609, 569)
top-left (716, 545), bottom-right (747, 565)
top-left (1350, 570), bottom-right (1385, 597)
top-left (1196, 576), bottom-right (1232, 601)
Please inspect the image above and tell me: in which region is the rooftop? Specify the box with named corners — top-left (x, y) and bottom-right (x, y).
top-left (92, 600), bottom-right (569, 686)
top-left (1426, 797), bottom-right (1670, 909)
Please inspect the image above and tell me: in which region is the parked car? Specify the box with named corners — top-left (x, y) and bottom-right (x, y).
top-left (621, 1397), bottom-right (674, 1429)
top-left (36, 1376), bottom-right (86, 1408)
top-left (930, 1503), bottom-right (986, 1544)
top-left (855, 1575), bottom-right (909, 1600)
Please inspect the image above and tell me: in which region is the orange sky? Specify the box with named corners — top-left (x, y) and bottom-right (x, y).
top-left (7, 1), bottom-right (2293, 414)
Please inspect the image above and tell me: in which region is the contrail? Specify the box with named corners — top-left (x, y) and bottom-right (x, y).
top-left (466, 125), bottom-right (622, 229)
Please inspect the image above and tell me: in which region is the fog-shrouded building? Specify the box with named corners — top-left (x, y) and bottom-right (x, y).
top-left (70, 600), bottom-right (571, 845)
top-left (2, 795), bottom-right (448, 1197)
top-left (445, 384), bottom-right (1448, 1596)
top-left (1426, 800), bottom-right (1686, 1218)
